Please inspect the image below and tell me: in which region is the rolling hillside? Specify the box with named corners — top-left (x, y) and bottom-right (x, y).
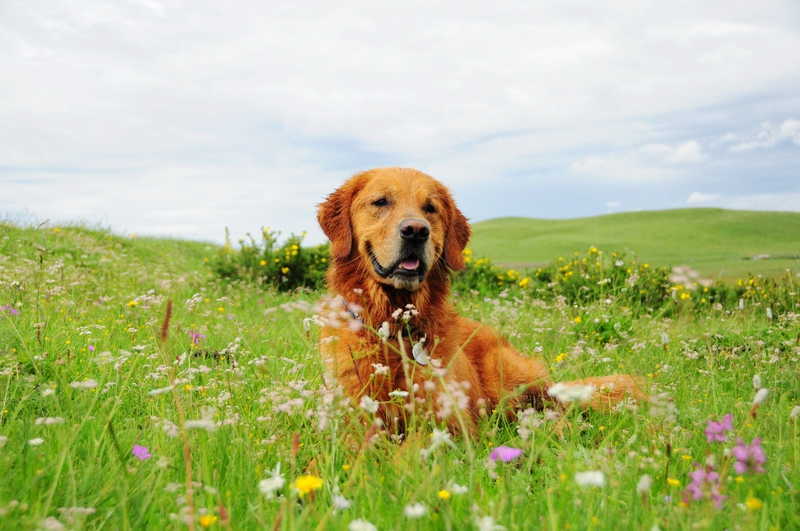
top-left (468, 208), bottom-right (800, 279)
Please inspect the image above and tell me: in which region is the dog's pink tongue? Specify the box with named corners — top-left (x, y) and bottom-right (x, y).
top-left (400, 258), bottom-right (420, 271)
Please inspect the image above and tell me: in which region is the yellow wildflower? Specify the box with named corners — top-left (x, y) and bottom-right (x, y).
top-left (745, 497), bottom-right (763, 510)
top-left (199, 514), bottom-right (218, 528)
top-left (295, 475), bottom-right (324, 497)
top-left (437, 489), bottom-right (451, 500)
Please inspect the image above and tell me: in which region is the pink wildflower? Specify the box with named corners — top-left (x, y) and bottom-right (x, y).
top-left (682, 464), bottom-right (727, 509)
top-left (132, 444), bottom-right (152, 460)
top-left (489, 445), bottom-right (523, 462)
top-left (704, 414), bottom-right (734, 443)
top-left (732, 438), bottom-right (766, 474)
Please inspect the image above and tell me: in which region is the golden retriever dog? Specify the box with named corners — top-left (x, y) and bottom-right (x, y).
top-left (317, 167), bottom-right (645, 436)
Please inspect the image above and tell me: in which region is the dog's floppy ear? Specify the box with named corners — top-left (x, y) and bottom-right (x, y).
top-left (442, 193), bottom-right (471, 271)
top-left (317, 175), bottom-right (364, 260)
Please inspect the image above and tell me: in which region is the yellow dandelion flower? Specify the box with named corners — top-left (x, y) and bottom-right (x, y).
top-left (281, 267), bottom-right (290, 274)
top-left (199, 514), bottom-right (218, 528)
top-left (295, 475), bottom-right (324, 497)
top-left (573, 316), bottom-right (582, 324)
top-left (681, 455), bottom-right (692, 461)
top-left (260, 260), bottom-right (267, 266)
top-left (745, 497), bottom-right (763, 510)
top-left (437, 489), bottom-right (451, 500)
top-left (667, 478), bottom-right (681, 487)
top-left (127, 300), bottom-right (138, 307)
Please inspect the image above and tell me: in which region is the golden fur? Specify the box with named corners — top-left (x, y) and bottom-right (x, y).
top-left (317, 167), bottom-right (645, 435)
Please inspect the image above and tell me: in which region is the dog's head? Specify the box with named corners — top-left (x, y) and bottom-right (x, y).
top-left (318, 167), bottom-right (471, 291)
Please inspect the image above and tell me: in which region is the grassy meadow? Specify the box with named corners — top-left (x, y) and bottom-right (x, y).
top-left (1, 221), bottom-right (799, 530)
top-left (469, 209), bottom-right (800, 279)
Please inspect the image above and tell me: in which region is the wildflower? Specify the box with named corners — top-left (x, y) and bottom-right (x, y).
top-left (488, 445), bottom-right (523, 462)
top-left (198, 514), bottom-right (218, 528)
top-left (348, 518), bottom-right (377, 531)
top-left (0, 304), bottom-right (19, 315)
top-left (474, 515), bottom-right (506, 531)
top-left (548, 382), bottom-right (595, 404)
top-left (69, 379), bottom-right (99, 389)
top-left (127, 300), bottom-right (138, 307)
top-left (359, 395), bottom-right (379, 414)
top-left (132, 444), bottom-right (152, 460)
top-left (447, 480), bottom-right (468, 495)
top-left (421, 427), bottom-right (457, 459)
top-left (295, 475), bottom-right (324, 497)
top-left (259, 464), bottom-right (285, 499)
top-left (404, 502), bottom-right (427, 518)
top-left (744, 497), bottom-right (763, 510)
top-left (28, 438), bottom-right (45, 446)
top-left (790, 406), bottom-right (800, 420)
top-left (752, 388), bottom-right (769, 406)
top-left (732, 438), bottom-right (767, 474)
top-left (35, 417), bottom-right (65, 425)
top-left (575, 471), bottom-right (605, 488)
top-left (666, 478), bottom-right (681, 487)
top-left (636, 474), bottom-right (653, 494)
top-left (752, 374), bottom-right (762, 390)
top-left (437, 489), bottom-right (451, 500)
top-left (704, 414), bottom-right (734, 443)
top-left (682, 464), bottom-right (727, 509)
top-left (332, 494), bottom-right (352, 510)
top-left (377, 321), bottom-right (390, 343)
top-left (188, 330), bottom-right (206, 347)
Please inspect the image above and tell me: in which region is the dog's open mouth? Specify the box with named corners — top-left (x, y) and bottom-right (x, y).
top-left (369, 245), bottom-right (426, 281)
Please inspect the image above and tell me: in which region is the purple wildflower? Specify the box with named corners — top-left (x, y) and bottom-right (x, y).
top-left (132, 444), bottom-right (152, 460)
top-left (188, 329), bottom-right (206, 347)
top-left (732, 438), bottom-right (766, 474)
top-left (489, 445), bottom-right (523, 462)
top-left (704, 414), bottom-right (734, 443)
top-left (1, 305), bottom-right (19, 315)
top-left (682, 464), bottom-right (727, 509)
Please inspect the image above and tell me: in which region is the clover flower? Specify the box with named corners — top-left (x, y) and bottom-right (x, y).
top-left (704, 414), bottom-right (734, 443)
top-left (732, 438), bottom-right (767, 474)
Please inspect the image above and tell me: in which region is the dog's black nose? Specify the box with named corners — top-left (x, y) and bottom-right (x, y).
top-left (399, 219), bottom-right (430, 243)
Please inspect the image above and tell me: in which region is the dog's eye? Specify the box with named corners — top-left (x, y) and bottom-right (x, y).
top-left (423, 203), bottom-right (437, 214)
top-left (372, 198), bottom-right (389, 207)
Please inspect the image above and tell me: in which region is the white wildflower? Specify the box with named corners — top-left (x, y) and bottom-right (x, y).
top-left (28, 438), bottom-right (45, 446)
top-left (790, 406), bottom-right (800, 420)
top-left (332, 494), bottom-right (352, 510)
top-left (403, 502), bottom-right (426, 518)
top-left (636, 474), bottom-right (652, 494)
top-left (259, 463), bottom-right (285, 499)
top-left (378, 321), bottom-right (391, 343)
top-left (148, 385), bottom-right (174, 396)
top-left (69, 379), bottom-right (98, 389)
top-left (547, 382), bottom-right (595, 404)
top-left (752, 388), bottom-right (769, 406)
top-left (349, 518), bottom-right (377, 531)
top-left (752, 374), bottom-right (762, 390)
top-left (575, 471), bottom-right (606, 488)
top-left (474, 515), bottom-right (506, 531)
top-left (359, 395), bottom-right (379, 414)
top-left (35, 417), bottom-right (65, 425)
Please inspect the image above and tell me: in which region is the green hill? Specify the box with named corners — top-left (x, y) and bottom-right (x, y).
top-left (468, 208), bottom-right (800, 279)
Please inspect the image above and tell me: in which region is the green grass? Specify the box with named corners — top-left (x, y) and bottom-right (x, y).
top-left (1, 221), bottom-right (799, 530)
top-left (469, 209), bottom-right (800, 279)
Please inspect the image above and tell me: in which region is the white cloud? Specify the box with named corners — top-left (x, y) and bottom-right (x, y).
top-left (642, 141), bottom-right (707, 164)
top-left (727, 118), bottom-right (800, 151)
top-left (687, 192), bottom-right (721, 204)
top-left (570, 139), bottom-right (706, 182)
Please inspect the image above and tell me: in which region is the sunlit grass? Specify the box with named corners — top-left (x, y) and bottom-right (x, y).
top-left (0, 222), bottom-right (798, 530)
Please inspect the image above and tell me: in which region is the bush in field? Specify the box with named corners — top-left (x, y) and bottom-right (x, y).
top-left (454, 247), bottom-right (674, 312)
top-left (209, 228), bottom-right (329, 292)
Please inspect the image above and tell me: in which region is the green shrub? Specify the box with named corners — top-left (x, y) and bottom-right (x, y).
top-left (209, 228), bottom-right (329, 292)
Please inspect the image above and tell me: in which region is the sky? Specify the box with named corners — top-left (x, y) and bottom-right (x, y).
top-left (2, 0), bottom-right (799, 245)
